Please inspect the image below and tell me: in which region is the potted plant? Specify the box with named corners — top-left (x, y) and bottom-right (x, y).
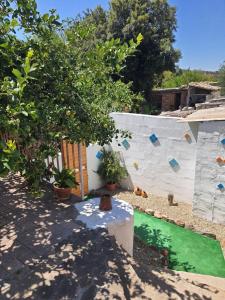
top-left (99, 194), bottom-right (112, 211)
top-left (97, 148), bottom-right (128, 191)
top-left (53, 168), bottom-right (79, 201)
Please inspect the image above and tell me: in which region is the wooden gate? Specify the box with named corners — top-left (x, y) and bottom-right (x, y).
top-left (61, 141), bottom-right (88, 197)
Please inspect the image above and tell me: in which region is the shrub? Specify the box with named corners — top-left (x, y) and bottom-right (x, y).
top-left (97, 148), bottom-right (127, 184)
top-left (53, 168), bottom-right (79, 189)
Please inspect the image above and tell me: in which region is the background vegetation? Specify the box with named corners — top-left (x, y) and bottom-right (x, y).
top-left (159, 69), bottom-right (216, 88)
top-left (79, 0), bottom-right (180, 100)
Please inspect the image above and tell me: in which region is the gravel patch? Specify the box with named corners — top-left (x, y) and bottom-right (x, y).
top-left (86, 186), bottom-right (225, 244)
top-left (115, 190), bottom-right (225, 242)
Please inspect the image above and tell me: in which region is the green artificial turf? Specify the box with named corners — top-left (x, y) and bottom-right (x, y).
top-left (134, 210), bottom-right (225, 278)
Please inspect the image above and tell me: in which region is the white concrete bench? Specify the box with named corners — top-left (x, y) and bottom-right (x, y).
top-left (75, 198), bottom-right (134, 256)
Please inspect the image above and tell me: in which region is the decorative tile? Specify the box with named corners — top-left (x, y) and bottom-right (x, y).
top-left (169, 159), bottom-right (179, 168)
top-left (149, 133), bottom-right (158, 144)
top-left (221, 138), bottom-right (225, 145)
top-left (96, 151), bottom-right (103, 160)
top-left (216, 156), bottom-right (224, 164)
top-left (217, 183), bottom-right (224, 190)
top-left (122, 139), bottom-right (130, 150)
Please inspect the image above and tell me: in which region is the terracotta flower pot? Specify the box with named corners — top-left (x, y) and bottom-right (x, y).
top-left (134, 187), bottom-right (142, 196)
top-left (99, 194), bottom-right (112, 211)
top-left (54, 185), bottom-right (72, 201)
top-left (141, 190), bottom-right (148, 198)
top-left (106, 183), bottom-right (117, 191)
top-left (216, 156), bottom-right (223, 163)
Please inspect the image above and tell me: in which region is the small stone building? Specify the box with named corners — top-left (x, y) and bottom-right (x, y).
top-left (151, 82), bottom-right (221, 112)
top-left (151, 87), bottom-right (187, 111)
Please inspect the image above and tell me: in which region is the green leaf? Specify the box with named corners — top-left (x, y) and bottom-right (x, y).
top-left (12, 68), bottom-right (22, 80)
top-left (0, 43), bottom-right (8, 49)
top-left (42, 13), bottom-right (49, 22)
top-left (11, 19), bottom-right (19, 28)
top-left (136, 33), bottom-right (143, 45)
top-left (3, 162), bottom-right (11, 170)
top-left (30, 110), bottom-right (37, 119)
top-left (65, 178), bottom-right (75, 188)
top-left (29, 63), bottom-right (38, 73)
top-left (21, 111), bottom-right (28, 116)
top-left (27, 49), bottom-right (34, 59)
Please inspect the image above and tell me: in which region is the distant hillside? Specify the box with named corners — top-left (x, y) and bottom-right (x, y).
top-left (194, 69), bottom-right (219, 78)
top-left (159, 69), bottom-right (218, 89)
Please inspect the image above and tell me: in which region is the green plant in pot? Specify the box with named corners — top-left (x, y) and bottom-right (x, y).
top-left (97, 149), bottom-right (128, 191)
top-left (53, 168), bottom-right (79, 201)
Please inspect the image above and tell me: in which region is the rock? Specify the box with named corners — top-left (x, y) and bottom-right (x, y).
top-left (220, 239), bottom-right (225, 248)
top-left (175, 220), bottom-right (185, 227)
top-left (220, 239), bottom-right (225, 259)
top-left (161, 215), bottom-right (169, 221)
top-left (145, 209), bottom-right (154, 216)
top-left (154, 212), bottom-right (163, 219)
top-left (185, 224), bottom-right (195, 230)
top-left (141, 191), bottom-right (148, 198)
top-left (138, 207), bottom-right (145, 213)
top-left (202, 232), bottom-right (217, 240)
top-left (167, 218), bottom-right (176, 224)
top-left (194, 230), bottom-right (204, 235)
top-left (132, 204), bottom-right (139, 209)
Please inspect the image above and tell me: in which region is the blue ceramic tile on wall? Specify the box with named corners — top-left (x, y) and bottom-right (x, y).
top-left (149, 133), bottom-right (158, 144)
top-left (122, 139), bottom-right (130, 150)
top-left (169, 158), bottom-right (179, 168)
top-left (96, 151), bottom-right (103, 159)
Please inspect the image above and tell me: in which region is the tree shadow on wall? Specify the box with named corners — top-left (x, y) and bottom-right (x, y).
top-left (134, 223), bottom-right (195, 273)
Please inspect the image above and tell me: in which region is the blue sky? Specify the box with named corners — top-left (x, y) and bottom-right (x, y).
top-left (36, 0), bottom-right (225, 71)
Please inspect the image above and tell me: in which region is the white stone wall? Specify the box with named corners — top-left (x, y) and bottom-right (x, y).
top-left (86, 113), bottom-right (225, 225)
top-left (110, 113), bottom-right (198, 203)
top-left (193, 121), bottom-right (225, 224)
top-left (86, 144), bottom-right (105, 191)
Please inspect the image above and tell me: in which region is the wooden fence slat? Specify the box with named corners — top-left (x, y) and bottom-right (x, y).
top-left (56, 153), bottom-right (60, 170)
top-left (66, 142), bottom-right (69, 169)
top-left (60, 141), bottom-right (88, 198)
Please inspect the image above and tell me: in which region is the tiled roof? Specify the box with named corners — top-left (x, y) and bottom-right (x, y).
top-left (153, 82), bottom-right (220, 93)
top-left (179, 106), bottom-right (225, 122)
top-left (188, 82), bottom-right (221, 91)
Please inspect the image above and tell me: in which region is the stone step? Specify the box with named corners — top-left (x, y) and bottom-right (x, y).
top-left (139, 267), bottom-right (225, 299)
top-left (96, 247), bottom-right (225, 300)
top-left (176, 270), bottom-right (225, 292)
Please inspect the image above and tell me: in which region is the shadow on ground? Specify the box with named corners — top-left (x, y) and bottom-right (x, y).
top-left (134, 223), bottom-right (196, 273)
top-left (0, 175), bottom-right (146, 299)
top-left (0, 175), bottom-right (224, 299)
